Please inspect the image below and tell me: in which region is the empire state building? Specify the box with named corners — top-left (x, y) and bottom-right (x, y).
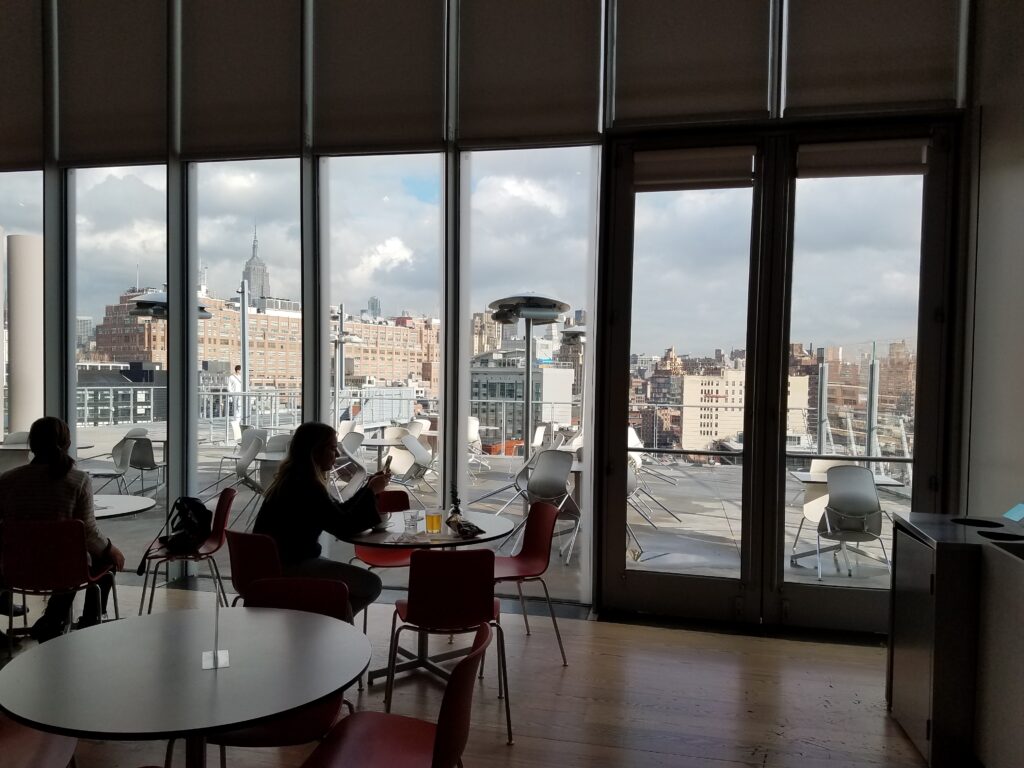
top-left (242, 226), bottom-right (269, 305)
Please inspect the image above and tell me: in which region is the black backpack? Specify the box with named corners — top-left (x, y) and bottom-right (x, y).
top-left (159, 496), bottom-right (213, 554)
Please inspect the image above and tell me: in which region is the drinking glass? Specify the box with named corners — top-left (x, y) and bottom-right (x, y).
top-left (425, 509), bottom-right (443, 534)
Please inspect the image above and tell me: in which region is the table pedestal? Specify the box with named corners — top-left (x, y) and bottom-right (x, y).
top-left (367, 630), bottom-right (463, 685)
top-left (185, 735), bottom-right (207, 768)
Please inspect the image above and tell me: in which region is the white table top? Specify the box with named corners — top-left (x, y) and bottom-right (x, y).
top-left (255, 451), bottom-right (287, 462)
top-left (790, 471), bottom-right (903, 487)
top-left (361, 436), bottom-right (405, 447)
top-left (93, 494), bottom-right (157, 519)
top-left (0, 608), bottom-right (370, 745)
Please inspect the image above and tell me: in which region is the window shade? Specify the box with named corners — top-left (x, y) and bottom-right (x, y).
top-left (314, 0), bottom-right (445, 151)
top-left (0, 0), bottom-right (44, 170)
top-left (634, 147), bottom-right (756, 192)
top-left (458, 0), bottom-right (602, 142)
top-left (182, 0), bottom-right (301, 157)
top-left (785, 0), bottom-right (960, 115)
top-left (59, 0), bottom-right (167, 164)
top-left (797, 140), bottom-right (929, 178)
top-left (614, 0), bottom-right (771, 126)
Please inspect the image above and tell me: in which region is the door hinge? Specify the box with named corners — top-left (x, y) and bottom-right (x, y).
top-left (926, 718), bottom-right (932, 741)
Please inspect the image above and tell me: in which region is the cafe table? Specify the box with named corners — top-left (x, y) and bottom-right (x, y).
top-left (93, 493), bottom-right (156, 520)
top-left (361, 435), bottom-right (406, 469)
top-left (344, 509), bottom-right (514, 685)
top-left (0, 607), bottom-right (370, 768)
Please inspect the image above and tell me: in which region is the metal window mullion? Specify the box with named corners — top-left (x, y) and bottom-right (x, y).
top-left (300, 0), bottom-right (326, 424)
top-left (440, 0), bottom-right (462, 507)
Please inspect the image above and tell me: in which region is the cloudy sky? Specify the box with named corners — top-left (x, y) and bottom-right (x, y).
top-left (1, 155), bottom-right (921, 357)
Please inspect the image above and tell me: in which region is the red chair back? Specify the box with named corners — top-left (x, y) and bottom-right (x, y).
top-left (405, 549), bottom-right (494, 630)
top-left (1, 519), bottom-right (91, 592)
top-left (244, 577), bottom-right (351, 623)
top-left (200, 488), bottom-right (237, 552)
top-left (433, 624), bottom-right (492, 768)
top-left (226, 529), bottom-right (283, 600)
top-left (0, 712), bottom-right (78, 768)
top-left (353, 489), bottom-right (413, 568)
top-left (513, 501), bottom-right (560, 577)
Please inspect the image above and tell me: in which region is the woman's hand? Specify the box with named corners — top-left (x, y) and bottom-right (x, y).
top-left (367, 470), bottom-right (392, 494)
top-left (108, 543), bottom-right (126, 571)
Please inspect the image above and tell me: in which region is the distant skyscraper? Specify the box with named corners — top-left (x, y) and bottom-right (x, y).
top-left (367, 296), bottom-right (382, 317)
top-left (242, 227), bottom-right (269, 304)
top-left (75, 316), bottom-right (94, 349)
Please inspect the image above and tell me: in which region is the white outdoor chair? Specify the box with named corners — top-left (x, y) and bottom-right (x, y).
top-left (467, 416), bottom-right (491, 474)
top-left (627, 426), bottom-right (676, 484)
top-left (215, 427), bottom-right (267, 489)
top-left (337, 464), bottom-right (368, 502)
top-left (817, 465), bottom-right (892, 580)
top-left (791, 458), bottom-right (856, 563)
top-left (402, 420), bottom-right (426, 437)
top-left (330, 431), bottom-right (366, 497)
top-left (0, 447), bottom-right (30, 477)
top-left (88, 438), bottom-right (137, 494)
top-left (337, 420), bottom-right (358, 438)
top-left (208, 436), bottom-right (265, 528)
top-left (3, 431), bottom-right (30, 446)
top-left (385, 435), bottom-right (435, 508)
top-left (501, 449), bottom-right (576, 553)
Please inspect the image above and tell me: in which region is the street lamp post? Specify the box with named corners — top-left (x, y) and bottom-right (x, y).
top-left (332, 304), bottom-right (363, 427)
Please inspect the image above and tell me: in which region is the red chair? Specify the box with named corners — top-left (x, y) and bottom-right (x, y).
top-left (303, 624), bottom-right (492, 768)
top-left (137, 488), bottom-right (236, 615)
top-left (0, 712), bottom-right (77, 768)
top-left (385, 548), bottom-right (512, 745)
top-left (165, 577), bottom-right (354, 768)
top-left (1, 518), bottom-right (120, 658)
top-left (349, 489), bottom-right (414, 632)
top-left (225, 529), bottom-right (283, 606)
top-left (494, 501), bottom-right (567, 666)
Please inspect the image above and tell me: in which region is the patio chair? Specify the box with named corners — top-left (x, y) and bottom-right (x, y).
top-left (215, 427), bottom-right (267, 489)
top-left (494, 501), bottom-right (567, 666)
top-left (128, 437), bottom-right (166, 494)
top-left (1, 519), bottom-right (120, 658)
top-left (627, 426), bottom-right (676, 484)
top-left (302, 624), bottom-right (492, 768)
top-left (0, 447), bottom-right (31, 478)
top-left (2, 431), bottom-right (29, 445)
top-left (402, 419), bottom-right (426, 437)
top-left (384, 435), bottom-right (435, 508)
top-left (138, 488), bottom-right (236, 615)
top-left (791, 458), bottom-right (856, 560)
top-left (467, 416), bottom-right (491, 474)
top-left (817, 465), bottom-right (891, 580)
top-left (87, 437), bottom-right (136, 494)
top-left (225, 529), bottom-right (282, 605)
top-left (383, 549), bottom-right (511, 744)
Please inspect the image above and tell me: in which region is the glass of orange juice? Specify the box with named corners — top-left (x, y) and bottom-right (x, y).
top-left (425, 509), bottom-right (443, 534)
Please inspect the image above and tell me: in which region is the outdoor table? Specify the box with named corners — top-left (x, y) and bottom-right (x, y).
top-left (0, 607), bottom-right (370, 768)
top-left (344, 509), bottom-right (513, 685)
top-left (790, 470), bottom-right (902, 487)
top-left (361, 435), bottom-right (405, 469)
top-left (93, 494), bottom-right (156, 520)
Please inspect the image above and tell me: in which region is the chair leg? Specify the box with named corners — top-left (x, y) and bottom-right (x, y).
top-left (515, 582), bottom-right (531, 635)
top-left (148, 561), bottom-right (163, 614)
top-left (840, 542), bottom-right (852, 577)
top-left (138, 560), bottom-right (152, 615)
top-left (878, 537), bottom-right (892, 573)
top-left (791, 517), bottom-right (805, 554)
top-left (164, 738), bottom-right (175, 768)
top-left (493, 621), bottom-right (513, 745)
top-left (219, 743), bottom-right (227, 768)
top-left (109, 578), bottom-right (120, 620)
top-left (816, 533), bottom-right (823, 581)
top-left (534, 577), bottom-right (567, 666)
top-left (383, 614), bottom-right (402, 712)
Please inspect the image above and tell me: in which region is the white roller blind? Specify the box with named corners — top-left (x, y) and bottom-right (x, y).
top-left (614, 0), bottom-right (771, 126)
top-left (458, 0), bottom-right (602, 141)
top-left (314, 0), bottom-right (445, 150)
top-left (634, 147), bottom-right (756, 191)
top-left (59, 0), bottom-right (168, 164)
top-left (0, 0), bottom-right (43, 170)
top-left (785, 0), bottom-right (960, 114)
top-left (182, 0), bottom-right (301, 157)
top-left (797, 140), bottom-right (929, 178)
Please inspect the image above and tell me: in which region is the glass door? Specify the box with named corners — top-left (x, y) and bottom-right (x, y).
top-left (599, 144), bottom-right (764, 621)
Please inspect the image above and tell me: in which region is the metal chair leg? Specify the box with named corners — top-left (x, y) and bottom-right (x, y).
top-left (515, 582), bottom-right (531, 635)
top-left (535, 577), bottom-right (567, 666)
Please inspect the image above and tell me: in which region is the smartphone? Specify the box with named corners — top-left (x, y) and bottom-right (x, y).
top-left (383, 454), bottom-right (393, 472)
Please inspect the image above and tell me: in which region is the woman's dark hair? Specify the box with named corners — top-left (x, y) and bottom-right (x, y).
top-left (28, 416), bottom-right (76, 478)
top-left (265, 421), bottom-right (335, 498)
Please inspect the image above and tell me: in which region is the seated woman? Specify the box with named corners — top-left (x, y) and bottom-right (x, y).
top-left (0, 417), bottom-right (125, 641)
top-left (253, 421), bottom-right (389, 618)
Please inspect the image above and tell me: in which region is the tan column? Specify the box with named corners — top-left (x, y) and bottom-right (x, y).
top-left (7, 234), bottom-right (45, 432)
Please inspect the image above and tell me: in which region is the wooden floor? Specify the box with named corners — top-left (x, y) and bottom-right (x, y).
top-left (9, 586), bottom-right (924, 768)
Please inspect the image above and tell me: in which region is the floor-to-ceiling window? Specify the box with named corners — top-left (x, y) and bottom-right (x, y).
top-left (192, 158), bottom-right (302, 530)
top-left (72, 165), bottom-right (167, 511)
top-left (0, 171), bottom-right (43, 438)
top-left (322, 153), bottom-right (444, 582)
top-left (461, 145), bottom-right (599, 604)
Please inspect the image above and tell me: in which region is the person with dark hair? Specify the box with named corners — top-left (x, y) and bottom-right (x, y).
top-left (0, 417), bottom-right (125, 642)
top-left (253, 421), bottom-right (390, 618)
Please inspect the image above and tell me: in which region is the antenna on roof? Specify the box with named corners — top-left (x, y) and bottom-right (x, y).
top-left (252, 222), bottom-right (258, 260)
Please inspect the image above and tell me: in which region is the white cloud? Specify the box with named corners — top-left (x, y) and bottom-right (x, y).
top-left (472, 176), bottom-right (568, 218)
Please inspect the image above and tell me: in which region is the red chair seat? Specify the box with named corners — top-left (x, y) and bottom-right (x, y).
top-left (354, 544), bottom-right (412, 568)
top-left (302, 711), bottom-right (436, 768)
top-left (395, 597), bottom-right (500, 626)
top-left (493, 554), bottom-right (547, 581)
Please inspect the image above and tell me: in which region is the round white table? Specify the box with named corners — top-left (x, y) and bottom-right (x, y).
top-left (0, 607), bottom-right (370, 768)
top-left (361, 436), bottom-right (405, 468)
top-left (93, 494), bottom-right (156, 519)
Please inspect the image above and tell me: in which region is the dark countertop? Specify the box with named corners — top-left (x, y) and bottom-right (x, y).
top-left (893, 510), bottom-right (1024, 549)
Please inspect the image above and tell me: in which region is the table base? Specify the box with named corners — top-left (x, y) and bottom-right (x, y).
top-left (367, 631), bottom-right (467, 686)
top-left (790, 542), bottom-right (889, 571)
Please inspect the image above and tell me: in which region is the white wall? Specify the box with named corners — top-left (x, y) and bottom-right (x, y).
top-left (964, 0), bottom-right (1024, 515)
